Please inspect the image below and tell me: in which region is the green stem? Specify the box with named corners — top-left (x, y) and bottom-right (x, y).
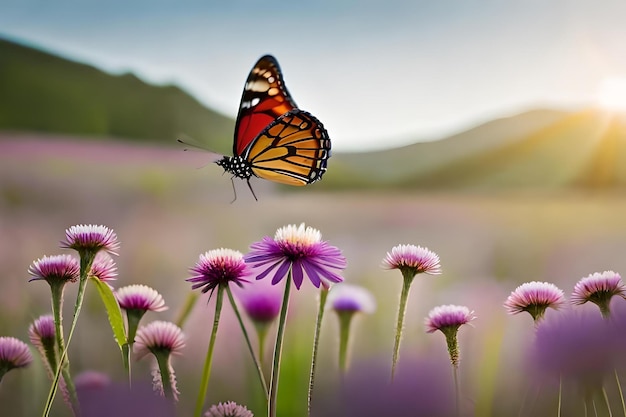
top-left (225, 286), bottom-right (269, 401)
top-left (337, 311), bottom-right (355, 376)
top-left (615, 370), bottom-right (626, 417)
top-left (124, 310), bottom-right (143, 386)
top-left (391, 272), bottom-right (415, 382)
top-left (154, 351), bottom-right (175, 400)
top-left (307, 288), bottom-right (329, 417)
top-left (269, 273), bottom-right (292, 417)
top-left (256, 323), bottom-right (269, 376)
top-left (558, 375), bottom-right (562, 417)
top-left (453, 364), bottom-right (460, 417)
top-left (175, 291), bottom-right (199, 329)
top-left (602, 386), bottom-right (613, 417)
top-left (193, 286), bottom-right (225, 417)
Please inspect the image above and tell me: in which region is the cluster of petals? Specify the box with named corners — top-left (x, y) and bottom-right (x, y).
top-left (116, 285), bottom-right (168, 312)
top-left (382, 244), bottom-right (441, 275)
top-left (504, 281), bottom-right (565, 314)
top-left (234, 279), bottom-right (282, 324)
top-left (61, 224), bottom-right (120, 256)
top-left (28, 254), bottom-right (80, 284)
top-left (425, 305), bottom-right (476, 333)
top-left (187, 248), bottom-right (252, 294)
top-left (88, 253), bottom-right (118, 282)
top-left (571, 271), bottom-right (625, 305)
top-left (134, 321), bottom-right (185, 360)
top-left (0, 337), bottom-right (33, 369)
top-left (205, 401), bottom-right (254, 417)
top-left (328, 283), bottom-right (377, 314)
top-left (244, 223), bottom-right (346, 290)
top-left (28, 315), bottom-right (55, 348)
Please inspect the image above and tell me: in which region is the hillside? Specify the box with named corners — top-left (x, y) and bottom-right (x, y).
top-left (0, 37), bottom-right (234, 154)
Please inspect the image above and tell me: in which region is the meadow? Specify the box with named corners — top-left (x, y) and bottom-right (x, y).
top-left (2, 134), bottom-right (626, 416)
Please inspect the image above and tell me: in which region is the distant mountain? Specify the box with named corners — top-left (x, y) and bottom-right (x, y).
top-left (320, 108), bottom-right (626, 190)
top-left (0, 37), bottom-right (234, 154)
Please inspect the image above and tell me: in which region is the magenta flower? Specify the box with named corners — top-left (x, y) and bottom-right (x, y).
top-left (0, 337), bottom-right (33, 381)
top-left (425, 305), bottom-right (475, 369)
top-left (134, 321), bottom-right (185, 360)
top-left (205, 401), bottom-right (254, 417)
top-left (135, 321), bottom-right (185, 401)
top-left (328, 283), bottom-right (377, 314)
top-left (88, 253), bottom-right (118, 282)
top-left (382, 244), bottom-right (441, 276)
top-left (61, 224), bottom-right (120, 256)
top-left (572, 271), bottom-right (625, 317)
top-left (234, 279), bottom-right (282, 324)
top-left (504, 281), bottom-right (565, 323)
top-left (244, 223), bottom-right (346, 290)
top-left (28, 315), bottom-right (55, 349)
top-left (116, 285), bottom-right (168, 313)
top-left (27, 254), bottom-right (80, 285)
top-left (188, 248), bottom-right (252, 294)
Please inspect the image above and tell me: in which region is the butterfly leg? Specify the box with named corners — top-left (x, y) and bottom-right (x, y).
top-left (246, 179), bottom-right (259, 202)
top-left (229, 177), bottom-right (238, 203)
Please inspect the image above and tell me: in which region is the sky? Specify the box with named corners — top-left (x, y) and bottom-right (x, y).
top-left (1, 0), bottom-right (626, 151)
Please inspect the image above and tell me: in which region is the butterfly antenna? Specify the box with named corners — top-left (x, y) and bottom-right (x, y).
top-left (246, 179), bottom-right (259, 202)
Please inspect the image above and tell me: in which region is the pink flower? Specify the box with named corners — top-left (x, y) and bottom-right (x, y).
top-left (88, 253), bottom-right (118, 282)
top-left (188, 248), bottom-right (252, 295)
top-left (234, 278), bottom-right (282, 324)
top-left (0, 337), bottom-right (33, 370)
top-left (134, 321), bottom-right (185, 360)
top-left (116, 285), bottom-right (168, 313)
top-left (28, 315), bottom-right (55, 349)
top-left (328, 283), bottom-right (376, 314)
top-left (572, 271), bottom-right (625, 317)
top-left (245, 223), bottom-right (346, 290)
top-left (205, 401), bottom-right (254, 417)
top-left (61, 224), bottom-right (120, 256)
top-left (382, 244), bottom-right (441, 276)
top-left (28, 254), bottom-right (80, 285)
top-left (425, 305), bottom-right (476, 334)
top-left (504, 281), bottom-right (565, 322)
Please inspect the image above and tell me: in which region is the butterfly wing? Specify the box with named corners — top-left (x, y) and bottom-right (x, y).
top-left (242, 109), bottom-right (331, 186)
top-left (234, 55), bottom-right (298, 156)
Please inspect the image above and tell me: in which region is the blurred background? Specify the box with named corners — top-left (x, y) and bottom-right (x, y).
top-left (2, 1), bottom-right (626, 416)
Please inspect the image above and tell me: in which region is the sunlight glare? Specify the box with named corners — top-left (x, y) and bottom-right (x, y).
top-left (597, 76), bottom-right (626, 112)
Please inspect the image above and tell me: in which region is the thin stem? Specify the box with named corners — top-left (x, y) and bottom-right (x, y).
top-left (453, 364), bottom-right (460, 417)
top-left (225, 286), bottom-right (269, 401)
top-left (154, 351), bottom-right (175, 400)
top-left (175, 291), bottom-right (199, 329)
top-left (269, 273), bottom-right (292, 417)
top-left (193, 285), bottom-right (225, 417)
top-left (124, 310), bottom-right (144, 387)
top-left (615, 370), bottom-right (626, 417)
top-left (307, 288), bottom-right (329, 417)
top-left (558, 375), bottom-right (562, 417)
top-left (337, 312), bottom-right (355, 376)
top-left (602, 386), bottom-right (613, 417)
top-left (391, 272), bottom-right (414, 382)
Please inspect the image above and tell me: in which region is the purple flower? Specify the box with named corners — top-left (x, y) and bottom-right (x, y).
top-left (205, 401), bottom-right (254, 417)
top-left (116, 285), bottom-right (168, 313)
top-left (572, 271), bottom-right (625, 317)
top-left (28, 315), bottom-right (55, 349)
top-left (88, 253), bottom-right (118, 282)
top-left (504, 281), bottom-right (565, 322)
top-left (328, 283), bottom-right (376, 314)
top-left (425, 305), bottom-right (475, 368)
top-left (74, 370), bottom-right (111, 390)
top-left (28, 254), bottom-right (80, 285)
top-left (234, 278), bottom-right (282, 324)
top-left (382, 244), bottom-right (441, 277)
top-left (134, 321), bottom-right (185, 360)
top-left (0, 337), bottom-right (33, 371)
top-left (61, 224), bottom-right (120, 256)
top-left (187, 248), bottom-right (252, 294)
top-left (425, 305), bottom-right (476, 334)
top-left (244, 223), bottom-right (346, 290)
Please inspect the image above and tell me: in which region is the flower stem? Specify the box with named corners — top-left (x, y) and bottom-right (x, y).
top-left (225, 286), bottom-right (269, 401)
top-left (307, 288), bottom-right (329, 416)
top-left (269, 273), bottom-right (292, 417)
top-left (154, 351), bottom-right (175, 400)
top-left (193, 285), bottom-right (225, 417)
top-left (391, 272), bottom-right (415, 382)
top-left (615, 370), bottom-right (626, 417)
top-left (557, 375), bottom-right (562, 417)
top-left (453, 364), bottom-right (460, 417)
top-left (337, 311), bottom-right (355, 376)
top-left (175, 291), bottom-right (199, 329)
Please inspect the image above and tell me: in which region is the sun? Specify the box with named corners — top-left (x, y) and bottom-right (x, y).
top-left (596, 76), bottom-right (626, 112)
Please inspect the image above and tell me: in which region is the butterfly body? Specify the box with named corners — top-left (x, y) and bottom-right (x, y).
top-left (218, 55), bottom-right (331, 198)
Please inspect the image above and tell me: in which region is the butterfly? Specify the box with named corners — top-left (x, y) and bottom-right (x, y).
top-left (215, 55), bottom-right (331, 200)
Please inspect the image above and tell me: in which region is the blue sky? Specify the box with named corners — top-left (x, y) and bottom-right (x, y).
top-left (2, 1), bottom-right (626, 151)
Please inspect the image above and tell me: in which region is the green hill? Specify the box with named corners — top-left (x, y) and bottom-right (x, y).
top-left (0, 36), bottom-right (234, 154)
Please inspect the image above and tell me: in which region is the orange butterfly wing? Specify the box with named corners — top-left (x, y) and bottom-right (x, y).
top-left (234, 55), bottom-right (297, 156)
top-left (243, 109), bottom-right (331, 186)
